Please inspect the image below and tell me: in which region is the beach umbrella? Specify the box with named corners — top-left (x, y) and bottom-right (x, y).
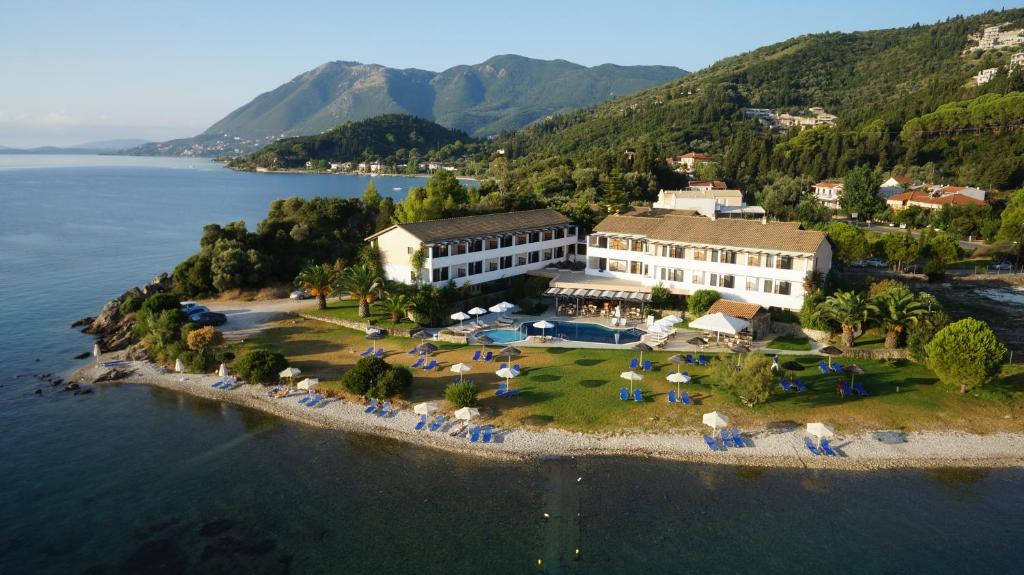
top-left (451, 311), bottom-right (471, 328)
top-left (174, 358), bottom-right (184, 373)
top-left (411, 329), bottom-right (433, 340)
top-left (218, 363), bottom-right (228, 377)
top-left (454, 406), bottom-right (480, 421)
top-left (620, 370), bottom-right (643, 393)
top-left (496, 366), bottom-right (520, 391)
top-left (498, 345), bottom-right (521, 366)
top-left (843, 364), bottom-right (865, 386)
top-left (468, 307), bottom-right (488, 325)
top-left (279, 367), bottom-right (301, 379)
top-left (297, 377), bottom-right (319, 390)
top-left (633, 342), bottom-right (653, 366)
top-left (489, 301), bottom-right (513, 314)
top-left (806, 422), bottom-right (835, 447)
top-left (702, 411), bottom-right (729, 432)
top-left (661, 314), bottom-right (683, 324)
top-left (687, 336), bottom-right (708, 347)
top-left (689, 312), bottom-right (749, 342)
top-left (414, 401), bottom-right (438, 415)
top-left (819, 345), bottom-right (842, 367)
top-left (475, 334), bottom-right (494, 353)
top-left (666, 371), bottom-right (691, 395)
top-left (667, 354), bottom-right (687, 373)
top-left (365, 329), bottom-right (385, 352)
top-left (648, 323), bottom-right (670, 335)
top-left (730, 344), bottom-right (750, 366)
top-left (450, 362), bottom-right (472, 384)
top-left (781, 360), bottom-right (804, 372)
top-left (92, 342), bottom-right (101, 359)
top-left (417, 342), bottom-right (439, 355)
top-left (533, 320), bottom-right (554, 340)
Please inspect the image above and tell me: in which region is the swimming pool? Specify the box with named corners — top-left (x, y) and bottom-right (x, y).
top-left (476, 321), bottom-right (645, 345)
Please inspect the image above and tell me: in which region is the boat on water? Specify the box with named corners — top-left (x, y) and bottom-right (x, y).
top-left (392, 187), bottom-right (402, 191)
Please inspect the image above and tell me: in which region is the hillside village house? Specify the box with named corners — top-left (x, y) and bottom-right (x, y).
top-left (878, 176), bottom-right (914, 199)
top-left (652, 189), bottom-right (765, 219)
top-left (666, 152), bottom-right (712, 173)
top-left (812, 181), bottom-right (844, 209)
top-left (977, 25), bottom-right (1024, 49)
top-left (365, 209), bottom-right (578, 290)
top-left (556, 210), bottom-right (831, 311)
top-left (1013, 51), bottom-right (1024, 70)
top-left (886, 185), bottom-right (987, 211)
top-left (975, 67), bottom-right (998, 85)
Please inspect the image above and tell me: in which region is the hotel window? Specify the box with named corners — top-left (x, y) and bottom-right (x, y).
top-left (530, 251), bottom-right (540, 264)
top-left (710, 250), bottom-right (719, 263)
top-left (554, 246), bottom-right (564, 258)
top-left (431, 267), bottom-right (449, 282)
top-left (500, 256), bottom-right (513, 269)
top-left (763, 279), bottom-right (773, 293)
top-left (745, 277), bottom-right (758, 291)
top-left (609, 237), bottom-right (629, 251)
top-left (630, 261), bottom-right (643, 275)
top-left (454, 266), bottom-right (467, 278)
top-left (660, 268), bottom-right (684, 282)
top-left (543, 230), bottom-right (553, 241)
top-left (764, 254), bottom-right (775, 268)
top-left (721, 250), bottom-right (737, 264)
top-left (470, 261), bottom-right (483, 275)
top-left (692, 249), bottom-right (707, 261)
top-left (776, 281), bottom-right (792, 295)
top-left (554, 228), bottom-right (565, 239)
top-left (487, 259), bottom-right (499, 272)
top-left (567, 226), bottom-right (576, 238)
top-left (588, 256), bottom-right (606, 270)
top-left (692, 271), bottom-right (704, 285)
top-left (709, 273), bottom-right (719, 287)
top-left (529, 231), bottom-right (541, 243)
top-left (631, 240), bottom-right (646, 252)
top-left (597, 236), bottom-right (608, 248)
top-left (454, 242), bottom-right (467, 255)
top-left (501, 235), bottom-right (514, 248)
top-left (542, 249), bottom-right (553, 261)
top-left (486, 238), bottom-right (499, 250)
top-left (608, 259), bottom-right (628, 272)
top-left (720, 274), bottom-right (735, 289)
top-left (516, 234), bottom-right (528, 246)
top-left (469, 239), bottom-right (483, 253)
top-left (670, 245), bottom-right (684, 259)
top-left (747, 253), bottom-right (760, 266)
top-left (516, 253), bottom-right (528, 266)
top-left (431, 244), bottom-right (449, 258)
top-left (776, 255), bottom-right (793, 270)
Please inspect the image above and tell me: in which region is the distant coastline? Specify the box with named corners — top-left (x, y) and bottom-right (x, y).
top-left (237, 166), bottom-right (480, 183)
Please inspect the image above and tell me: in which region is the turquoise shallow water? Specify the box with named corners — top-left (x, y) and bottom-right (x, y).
top-left (2, 156), bottom-right (1024, 573)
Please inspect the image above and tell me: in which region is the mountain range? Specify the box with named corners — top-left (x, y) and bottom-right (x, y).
top-left (124, 55), bottom-right (686, 156)
top-left (0, 139), bottom-right (150, 155)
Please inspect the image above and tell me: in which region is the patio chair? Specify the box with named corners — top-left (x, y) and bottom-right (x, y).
top-left (685, 354), bottom-right (694, 364)
top-left (376, 401), bottom-right (392, 417)
top-left (499, 363), bottom-right (507, 369)
top-left (779, 377), bottom-right (793, 392)
top-left (374, 348), bottom-right (385, 358)
top-left (804, 437), bottom-right (821, 456)
top-left (482, 425), bottom-right (493, 443)
top-left (496, 383), bottom-right (508, 397)
top-left (298, 392), bottom-right (314, 405)
top-left (513, 364), bottom-right (521, 372)
top-left (818, 362), bottom-right (830, 374)
top-left (306, 394), bottom-right (324, 408)
top-left (831, 363), bottom-right (843, 374)
top-left (698, 355), bottom-right (708, 366)
top-left (407, 347), bottom-right (418, 355)
top-left (619, 387), bottom-right (629, 401)
top-left (842, 381), bottom-right (853, 397)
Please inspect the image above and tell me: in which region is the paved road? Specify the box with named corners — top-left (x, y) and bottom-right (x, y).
top-left (857, 222), bottom-right (987, 251)
top-left (202, 297), bottom-right (312, 341)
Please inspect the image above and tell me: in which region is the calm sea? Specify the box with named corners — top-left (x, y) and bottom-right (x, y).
top-left (1, 156), bottom-right (1023, 574)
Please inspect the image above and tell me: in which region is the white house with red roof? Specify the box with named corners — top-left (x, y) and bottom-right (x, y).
top-left (812, 181), bottom-right (844, 209)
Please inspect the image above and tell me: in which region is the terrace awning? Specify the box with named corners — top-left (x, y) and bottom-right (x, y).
top-left (599, 290), bottom-right (618, 299)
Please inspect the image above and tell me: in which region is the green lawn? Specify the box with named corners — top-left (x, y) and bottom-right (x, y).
top-left (853, 328), bottom-right (887, 349)
top-left (765, 335), bottom-right (813, 351)
top-left (237, 317), bottom-right (1024, 434)
top-left (303, 298), bottom-right (416, 332)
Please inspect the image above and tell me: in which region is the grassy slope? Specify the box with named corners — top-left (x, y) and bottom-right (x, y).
top-left (238, 317), bottom-right (1024, 435)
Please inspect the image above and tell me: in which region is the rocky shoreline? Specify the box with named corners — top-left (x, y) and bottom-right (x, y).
top-left (71, 357), bottom-right (1024, 471)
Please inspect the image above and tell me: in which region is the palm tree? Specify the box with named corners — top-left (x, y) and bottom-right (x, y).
top-left (376, 292), bottom-right (412, 323)
top-left (813, 290), bottom-right (876, 348)
top-left (294, 263), bottom-right (337, 310)
top-left (338, 263), bottom-right (382, 318)
top-left (873, 287), bottom-right (927, 349)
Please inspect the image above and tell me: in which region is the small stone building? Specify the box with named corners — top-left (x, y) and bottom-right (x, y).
top-left (706, 299), bottom-right (772, 341)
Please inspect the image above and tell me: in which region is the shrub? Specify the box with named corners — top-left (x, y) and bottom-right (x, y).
top-left (233, 349), bottom-right (288, 384)
top-left (178, 350), bottom-right (207, 372)
top-left (187, 326), bottom-right (224, 355)
top-left (215, 350), bottom-right (236, 363)
top-left (119, 295), bottom-right (142, 315)
top-left (923, 257), bottom-right (946, 282)
top-left (341, 356), bottom-right (408, 398)
top-left (708, 354), bottom-right (774, 406)
top-left (925, 318), bottom-right (1006, 393)
top-left (650, 284), bottom-right (672, 309)
top-left (799, 289), bottom-right (829, 330)
top-left (369, 366), bottom-right (413, 398)
top-left (687, 289), bottom-right (720, 316)
top-left (140, 293), bottom-right (181, 315)
top-left (907, 311), bottom-right (949, 363)
top-left (445, 381), bottom-right (479, 407)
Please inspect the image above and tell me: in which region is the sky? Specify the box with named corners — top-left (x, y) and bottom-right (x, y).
top-left (0, 0), bottom-right (1019, 147)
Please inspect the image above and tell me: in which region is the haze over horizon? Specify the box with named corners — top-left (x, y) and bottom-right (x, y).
top-left (1, 0), bottom-right (1018, 147)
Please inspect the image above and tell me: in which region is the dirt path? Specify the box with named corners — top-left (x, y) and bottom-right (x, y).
top-left (200, 298), bottom-right (311, 341)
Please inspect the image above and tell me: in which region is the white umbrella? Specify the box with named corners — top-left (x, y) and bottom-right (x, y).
top-left (218, 363), bottom-right (228, 377)
top-left (489, 301), bottom-right (513, 313)
top-left (92, 342), bottom-right (101, 359)
top-left (661, 314), bottom-right (683, 324)
top-left (620, 370), bottom-right (643, 393)
top-left (495, 366), bottom-right (520, 392)
top-left (666, 371), bottom-right (691, 395)
top-left (279, 367), bottom-right (301, 379)
top-left (806, 422), bottom-right (835, 446)
top-left (648, 323), bottom-right (670, 335)
top-left (414, 401), bottom-right (438, 415)
top-left (454, 406), bottom-right (480, 421)
top-left (174, 358), bottom-right (184, 373)
top-left (297, 377), bottom-right (319, 390)
top-left (468, 307), bottom-right (488, 325)
top-left (689, 312), bottom-right (749, 341)
top-left (533, 320), bottom-right (555, 340)
top-left (702, 411), bottom-right (729, 432)
top-left (451, 311), bottom-right (471, 328)
top-left (450, 362), bottom-right (472, 383)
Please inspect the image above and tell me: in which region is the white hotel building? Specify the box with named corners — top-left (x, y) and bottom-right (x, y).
top-left (366, 209), bottom-right (579, 289)
top-left (577, 210), bottom-right (831, 310)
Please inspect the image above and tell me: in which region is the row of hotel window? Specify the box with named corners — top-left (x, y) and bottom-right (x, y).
top-left (427, 227), bottom-right (576, 258)
top-left (588, 258), bottom-right (792, 295)
top-left (589, 236), bottom-right (796, 270)
top-left (430, 246), bottom-right (570, 282)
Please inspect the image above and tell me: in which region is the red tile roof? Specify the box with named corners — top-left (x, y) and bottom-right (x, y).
top-left (886, 190), bottom-right (985, 206)
top-left (688, 179), bottom-right (727, 189)
top-left (682, 152), bottom-right (712, 160)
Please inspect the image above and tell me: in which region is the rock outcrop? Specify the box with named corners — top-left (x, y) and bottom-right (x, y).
top-left (81, 273), bottom-right (173, 352)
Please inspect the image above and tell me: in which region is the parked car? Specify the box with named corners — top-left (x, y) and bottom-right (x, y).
top-left (863, 258), bottom-right (889, 268)
top-left (181, 304), bottom-right (209, 315)
top-left (189, 311), bottom-right (227, 327)
top-left (990, 261), bottom-right (1014, 272)
top-left (899, 223), bottom-right (908, 229)
top-left (180, 301), bottom-right (203, 314)
top-left (289, 289), bottom-right (312, 300)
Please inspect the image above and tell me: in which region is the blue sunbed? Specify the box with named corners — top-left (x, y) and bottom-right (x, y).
top-left (211, 378), bottom-right (226, 388)
top-left (685, 354), bottom-right (694, 364)
top-left (359, 346), bottom-right (373, 357)
top-left (499, 363), bottom-right (507, 369)
top-left (472, 350), bottom-right (481, 361)
top-left (853, 382), bottom-right (868, 396)
top-left (298, 392), bottom-right (314, 405)
top-left (731, 428), bottom-right (743, 447)
top-left (820, 438), bottom-right (838, 457)
top-left (629, 358), bottom-right (639, 370)
top-left (376, 401), bottom-right (392, 417)
top-left (720, 430), bottom-right (734, 448)
top-left (306, 393), bottom-right (324, 408)
top-left (267, 384), bottom-right (283, 396)
top-left (832, 363), bottom-right (843, 374)
top-left (619, 387), bottom-right (629, 401)
top-left (699, 355), bottom-right (708, 366)
top-left (513, 364), bottom-right (521, 372)
top-left (423, 360), bottom-right (437, 371)
top-left (703, 435), bottom-right (718, 451)
top-left (469, 425), bottom-right (481, 443)
top-left (374, 348), bottom-right (384, 358)
top-left (633, 389), bottom-right (643, 402)
top-left (680, 391), bottom-right (691, 405)
top-left (415, 415), bottom-right (427, 430)
top-left (779, 378), bottom-right (793, 392)
top-left (496, 383), bottom-right (508, 397)
top-left (643, 359), bottom-right (652, 372)
top-left (804, 436), bottom-right (821, 456)
top-left (794, 379), bottom-right (808, 392)
top-left (668, 390), bottom-right (677, 403)
top-left (483, 351), bottom-right (493, 362)
top-left (411, 357), bottom-right (424, 369)
top-left (482, 425), bottom-right (493, 443)
top-left (429, 415), bottom-right (445, 431)
top-left (408, 347), bottom-right (418, 355)
top-left (363, 399), bottom-right (379, 413)
top-left (842, 382), bottom-right (853, 397)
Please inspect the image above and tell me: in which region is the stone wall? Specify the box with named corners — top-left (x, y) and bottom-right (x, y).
top-left (299, 313), bottom-right (468, 344)
top-left (771, 322), bottom-right (831, 342)
top-left (839, 347), bottom-right (912, 361)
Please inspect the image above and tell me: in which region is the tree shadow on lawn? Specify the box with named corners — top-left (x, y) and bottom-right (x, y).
top-left (574, 358), bottom-right (605, 367)
top-left (546, 347), bottom-right (573, 355)
top-left (530, 374), bottom-right (562, 383)
top-left (519, 414), bottom-right (555, 427)
top-left (578, 379), bottom-right (606, 388)
top-left (278, 338), bottom-right (349, 356)
top-left (288, 359), bottom-right (341, 377)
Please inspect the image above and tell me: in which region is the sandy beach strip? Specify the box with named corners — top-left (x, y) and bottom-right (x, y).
top-left (72, 360), bottom-right (1024, 471)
